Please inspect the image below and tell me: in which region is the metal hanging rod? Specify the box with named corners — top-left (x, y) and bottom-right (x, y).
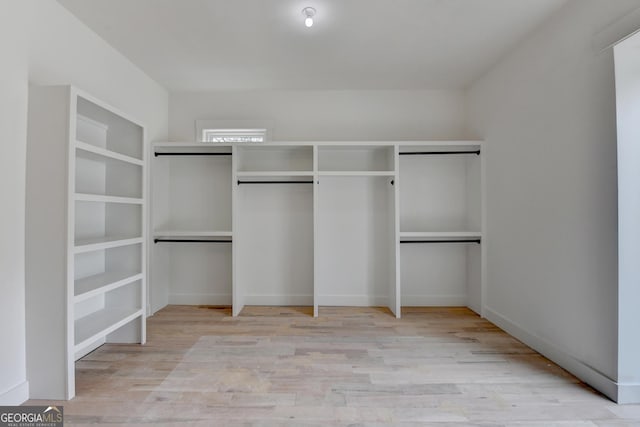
top-left (154, 239), bottom-right (232, 243)
top-left (400, 239), bottom-right (481, 244)
top-left (154, 152), bottom-right (232, 157)
top-left (237, 180), bottom-right (314, 185)
top-left (399, 150), bottom-right (480, 156)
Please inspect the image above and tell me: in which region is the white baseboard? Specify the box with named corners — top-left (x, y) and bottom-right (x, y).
top-left (0, 381), bottom-right (29, 405)
top-left (484, 307), bottom-right (619, 402)
top-left (169, 293), bottom-right (232, 305)
top-left (401, 295), bottom-right (467, 306)
top-left (75, 337), bottom-right (105, 360)
top-left (243, 295), bottom-right (313, 306)
top-left (618, 383), bottom-right (640, 404)
top-left (316, 295), bottom-right (388, 306)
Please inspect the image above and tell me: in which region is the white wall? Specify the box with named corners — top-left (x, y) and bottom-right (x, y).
top-left (170, 90), bottom-right (466, 141)
top-left (0, 0), bottom-right (169, 403)
top-left (467, 0), bottom-right (640, 402)
top-left (614, 32), bottom-right (640, 404)
top-left (0, 0), bottom-right (31, 405)
top-left (29, 1), bottom-right (168, 142)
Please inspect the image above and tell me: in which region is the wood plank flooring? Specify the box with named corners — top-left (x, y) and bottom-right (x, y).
top-left (26, 306), bottom-right (640, 426)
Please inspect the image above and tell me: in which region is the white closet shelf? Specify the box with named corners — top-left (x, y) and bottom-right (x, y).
top-left (236, 171), bottom-right (314, 177)
top-left (318, 171), bottom-right (396, 177)
top-left (76, 140), bottom-right (143, 166)
top-left (74, 236), bottom-right (143, 253)
top-left (400, 231), bottom-right (482, 239)
top-left (74, 271), bottom-right (143, 302)
top-left (153, 230), bottom-right (232, 238)
top-left (75, 193), bottom-right (143, 204)
top-left (74, 307), bottom-right (143, 350)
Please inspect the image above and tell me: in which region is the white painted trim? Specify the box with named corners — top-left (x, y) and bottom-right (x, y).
top-left (169, 293), bottom-right (232, 306)
top-left (618, 383), bottom-right (640, 404)
top-left (401, 295), bottom-right (468, 306)
top-left (484, 307), bottom-right (618, 402)
top-left (74, 337), bottom-right (105, 361)
top-left (243, 295), bottom-right (314, 306)
top-left (316, 295), bottom-right (389, 306)
top-left (0, 381), bottom-right (29, 405)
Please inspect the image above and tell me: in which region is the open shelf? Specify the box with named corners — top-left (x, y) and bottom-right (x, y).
top-left (399, 148), bottom-right (481, 233)
top-left (76, 140), bottom-right (143, 166)
top-left (75, 193), bottom-right (143, 205)
top-left (318, 145), bottom-right (395, 172)
top-left (154, 230), bottom-right (232, 238)
top-left (153, 148), bottom-right (231, 233)
top-left (318, 171), bottom-right (395, 177)
top-left (237, 145), bottom-right (313, 172)
top-left (74, 236), bottom-right (143, 253)
top-left (74, 307), bottom-right (143, 350)
top-left (77, 97), bottom-right (143, 160)
top-left (76, 148), bottom-right (143, 199)
top-left (400, 231), bottom-right (482, 239)
top-left (75, 201), bottom-right (142, 245)
top-left (236, 171), bottom-right (314, 177)
top-left (74, 271), bottom-right (143, 302)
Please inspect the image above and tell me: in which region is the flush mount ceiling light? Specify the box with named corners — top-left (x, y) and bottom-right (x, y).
top-left (302, 7), bottom-right (316, 28)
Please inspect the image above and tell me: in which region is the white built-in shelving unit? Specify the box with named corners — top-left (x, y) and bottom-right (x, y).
top-left (150, 140), bottom-right (483, 319)
top-left (26, 85), bottom-right (146, 400)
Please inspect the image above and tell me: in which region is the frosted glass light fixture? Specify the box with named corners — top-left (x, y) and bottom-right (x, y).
top-left (302, 7), bottom-right (316, 27)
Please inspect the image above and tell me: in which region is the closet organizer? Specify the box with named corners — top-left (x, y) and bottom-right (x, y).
top-left (150, 141), bottom-right (484, 318)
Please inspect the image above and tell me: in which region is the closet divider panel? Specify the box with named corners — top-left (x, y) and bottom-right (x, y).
top-left (389, 145), bottom-right (401, 317)
top-left (232, 145), bottom-right (242, 315)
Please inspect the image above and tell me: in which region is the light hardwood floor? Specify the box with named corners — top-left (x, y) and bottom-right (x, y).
top-left (27, 306), bottom-right (640, 426)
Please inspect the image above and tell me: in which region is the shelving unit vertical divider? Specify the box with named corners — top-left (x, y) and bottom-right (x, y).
top-left (231, 145), bottom-right (242, 316)
top-left (391, 144), bottom-right (401, 318)
top-left (66, 92), bottom-right (78, 399)
top-left (480, 143), bottom-right (487, 318)
top-left (140, 134), bottom-right (148, 336)
top-left (313, 144), bottom-right (319, 317)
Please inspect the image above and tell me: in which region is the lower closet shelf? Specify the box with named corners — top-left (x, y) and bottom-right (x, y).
top-left (74, 307), bottom-right (143, 352)
top-left (75, 236), bottom-right (143, 253)
top-left (75, 271), bottom-right (143, 302)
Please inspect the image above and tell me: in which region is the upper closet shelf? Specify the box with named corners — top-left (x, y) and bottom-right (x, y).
top-left (318, 171), bottom-right (396, 177)
top-left (75, 141), bottom-right (143, 166)
top-left (236, 171), bottom-right (314, 177)
top-left (399, 231), bottom-right (482, 239)
top-left (154, 230), bottom-right (232, 238)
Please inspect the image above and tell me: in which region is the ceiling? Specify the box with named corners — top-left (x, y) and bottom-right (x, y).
top-left (58, 0), bottom-right (568, 92)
